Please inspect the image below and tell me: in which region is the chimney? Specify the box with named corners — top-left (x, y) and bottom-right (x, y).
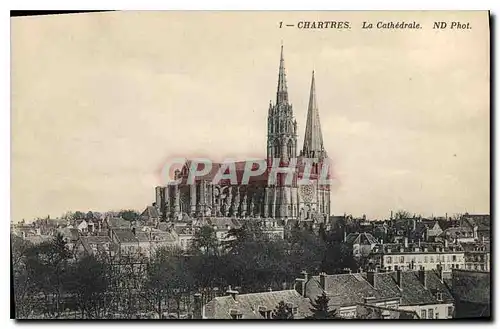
top-left (390, 211), bottom-right (393, 220)
top-left (366, 270), bottom-right (376, 287)
top-left (226, 286), bottom-right (239, 301)
top-left (396, 268), bottom-right (402, 289)
top-left (436, 264), bottom-right (443, 281)
top-left (193, 293), bottom-right (202, 319)
top-left (302, 270), bottom-right (309, 283)
top-left (404, 237), bottom-right (408, 248)
top-left (418, 266), bottom-right (427, 288)
top-left (294, 278), bottom-right (305, 297)
top-left (319, 272), bottom-right (327, 290)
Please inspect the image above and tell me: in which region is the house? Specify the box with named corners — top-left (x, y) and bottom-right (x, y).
top-left (140, 205), bottom-right (161, 224)
top-left (450, 269), bottom-right (490, 318)
top-left (369, 241), bottom-right (465, 276)
top-left (345, 232), bottom-right (378, 257)
top-left (439, 226), bottom-right (476, 243)
top-left (300, 271), bottom-right (401, 319)
top-left (171, 225), bottom-right (196, 251)
top-left (110, 228), bottom-right (150, 259)
top-left (56, 227), bottom-right (80, 253)
top-left (146, 228), bottom-right (177, 254)
top-left (106, 217), bottom-right (132, 229)
top-left (461, 214), bottom-right (490, 241)
top-left (202, 288), bottom-right (312, 319)
top-left (76, 235), bottom-right (112, 258)
top-left (461, 241), bottom-right (490, 272)
top-left (376, 268), bottom-right (455, 319)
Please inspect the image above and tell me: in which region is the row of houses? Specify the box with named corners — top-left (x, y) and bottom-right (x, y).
top-left (12, 211), bottom-right (286, 261)
top-left (200, 266), bottom-right (465, 319)
top-left (341, 213), bottom-right (490, 277)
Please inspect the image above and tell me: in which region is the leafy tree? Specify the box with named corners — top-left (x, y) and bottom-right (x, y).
top-left (321, 241), bottom-right (357, 274)
top-left (307, 292), bottom-right (338, 319)
top-left (11, 235), bottom-right (41, 318)
top-left (74, 211), bottom-right (86, 220)
top-left (191, 225), bottom-right (219, 255)
top-left (272, 301), bottom-right (294, 319)
top-left (119, 210), bottom-right (140, 221)
top-left (65, 255), bottom-right (112, 318)
top-left (394, 210), bottom-right (411, 220)
top-left (140, 247), bottom-right (193, 319)
top-left (23, 233), bottom-right (72, 318)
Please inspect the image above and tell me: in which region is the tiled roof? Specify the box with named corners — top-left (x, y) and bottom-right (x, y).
top-left (140, 206), bottom-right (160, 219)
top-left (150, 230), bottom-right (176, 242)
top-left (345, 232), bottom-right (378, 245)
top-left (463, 215), bottom-right (490, 231)
top-left (25, 235), bottom-right (53, 245)
top-left (180, 160), bottom-right (269, 185)
top-left (307, 270), bottom-right (453, 308)
top-left (306, 273), bottom-right (391, 307)
top-left (113, 228), bottom-right (138, 243)
top-left (204, 290), bottom-right (312, 319)
top-left (135, 232), bottom-right (150, 242)
top-left (81, 236), bottom-right (111, 244)
top-left (108, 217), bottom-right (131, 228)
top-left (79, 236), bottom-right (111, 255)
top-left (461, 241), bottom-right (490, 253)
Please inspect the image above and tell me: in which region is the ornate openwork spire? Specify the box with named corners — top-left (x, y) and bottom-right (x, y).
top-left (276, 44), bottom-right (289, 105)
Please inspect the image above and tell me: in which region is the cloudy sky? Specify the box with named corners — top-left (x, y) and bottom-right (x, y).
top-left (11, 11), bottom-right (490, 221)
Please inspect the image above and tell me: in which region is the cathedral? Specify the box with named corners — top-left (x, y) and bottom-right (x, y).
top-left (154, 46), bottom-right (331, 222)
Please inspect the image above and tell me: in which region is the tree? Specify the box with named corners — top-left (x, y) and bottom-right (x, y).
top-left (140, 247), bottom-right (193, 319)
top-left (190, 225), bottom-right (219, 255)
top-left (307, 292), bottom-right (338, 319)
top-left (272, 301), bottom-right (294, 319)
top-left (23, 233), bottom-right (72, 318)
top-left (394, 210), bottom-right (411, 220)
top-left (11, 235), bottom-right (41, 318)
top-left (119, 210), bottom-right (140, 222)
top-left (65, 255), bottom-right (112, 318)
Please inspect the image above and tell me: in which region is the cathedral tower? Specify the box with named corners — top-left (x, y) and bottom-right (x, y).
top-left (267, 45), bottom-right (298, 165)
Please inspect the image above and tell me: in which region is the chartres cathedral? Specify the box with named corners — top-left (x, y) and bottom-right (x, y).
top-left (154, 46), bottom-right (331, 222)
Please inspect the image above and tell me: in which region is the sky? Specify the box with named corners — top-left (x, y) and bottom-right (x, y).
top-left (11, 11), bottom-right (490, 221)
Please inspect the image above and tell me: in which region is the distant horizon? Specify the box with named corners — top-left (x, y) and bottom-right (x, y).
top-left (14, 208), bottom-right (489, 224)
top-left (11, 12), bottom-right (490, 223)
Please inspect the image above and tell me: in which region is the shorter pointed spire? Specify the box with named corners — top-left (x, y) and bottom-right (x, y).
top-left (302, 70), bottom-right (326, 158)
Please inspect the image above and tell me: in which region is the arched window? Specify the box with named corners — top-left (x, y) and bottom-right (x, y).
top-left (287, 139), bottom-right (293, 159)
top-left (274, 140), bottom-right (280, 158)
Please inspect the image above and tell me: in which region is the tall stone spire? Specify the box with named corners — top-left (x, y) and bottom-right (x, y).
top-left (302, 70), bottom-right (326, 159)
top-left (276, 44), bottom-right (288, 105)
